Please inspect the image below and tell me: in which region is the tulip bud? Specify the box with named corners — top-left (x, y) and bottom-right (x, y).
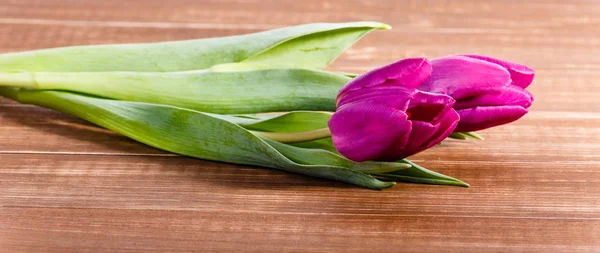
top-left (329, 58), bottom-right (459, 162)
top-left (420, 55), bottom-right (534, 132)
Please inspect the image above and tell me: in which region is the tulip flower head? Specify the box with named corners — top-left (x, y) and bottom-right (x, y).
top-left (329, 58), bottom-right (459, 162)
top-left (419, 55), bottom-right (534, 132)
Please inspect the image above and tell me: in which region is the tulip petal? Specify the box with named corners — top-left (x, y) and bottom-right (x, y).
top-left (328, 101), bottom-right (411, 162)
top-left (455, 105), bottom-right (528, 132)
top-left (405, 109), bottom-right (459, 156)
top-left (421, 55), bottom-right (511, 100)
top-left (377, 121), bottom-right (435, 161)
top-left (422, 109), bottom-right (460, 149)
top-left (403, 121), bottom-right (439, 152)
top-left (409, 90), bottom-right (455, 124)
top-left (336, 85), bottom-right (414, 111)
top-left (461, 54), bottom-right (535, 88)
top-left (454, 85), bottom-right (533, 110)
top-left (337, 58), bottom-right (432, 105)
top-left (379, 108), bottom-right (459, 160)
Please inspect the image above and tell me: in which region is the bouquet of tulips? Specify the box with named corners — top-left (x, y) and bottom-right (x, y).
top-left (0, 22), bottom-right (534, 189)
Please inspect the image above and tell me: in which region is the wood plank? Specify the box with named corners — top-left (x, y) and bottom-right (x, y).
top-left (1, 153), bottom-right (599, 218)
top-left (0, 104), bottom-right (168, 155)
top-left (2, 0), bottom-right (599, 29)
top-left (1, 208), bottom-right (598, 253)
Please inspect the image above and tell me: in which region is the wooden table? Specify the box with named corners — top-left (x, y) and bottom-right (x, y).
top-left (1, 1), bottom-right (599, 252)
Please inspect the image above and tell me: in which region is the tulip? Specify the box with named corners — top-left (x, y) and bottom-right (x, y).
top-left (328, 58), bottom-right (460, 162)
top-left (419, 55), bottom-right (534, 132)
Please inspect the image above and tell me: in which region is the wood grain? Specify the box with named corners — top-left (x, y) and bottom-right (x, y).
top-left (1, 0), bottom-right (599, 252)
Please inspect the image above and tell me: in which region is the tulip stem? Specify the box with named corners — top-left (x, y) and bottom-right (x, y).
top-left (252, 128), bottom-right (331, 143)
top-left (0, 72), bottom-right (37, 88)
top-left (0, 87), bottom-right (20, 101)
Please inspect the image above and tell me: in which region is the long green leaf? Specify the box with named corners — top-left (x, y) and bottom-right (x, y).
top-left (244, 117), bottom-right (469, 187)
top-left (0, 69), bottom-right (347, 113)
top-left (0, 22), bottom-right (389, 72)
top-left (262, 138), bottom-right (410, 174)
top-left (1, 88), bottom-right (394, 189)
top-left (375, 160), bottom-right (469, 187)
top-left (222, 111), bottom-right (470, 187)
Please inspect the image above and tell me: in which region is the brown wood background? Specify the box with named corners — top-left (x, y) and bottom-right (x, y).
top-left (1, 0), bottom-right (599, 252)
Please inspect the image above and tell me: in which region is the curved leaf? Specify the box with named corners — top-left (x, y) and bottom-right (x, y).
top-left (233, 111), bottom-right (332, 132)
top-left (281, 133), bottom-right (469, 187)
top-left (0, 22), bottom-right (389, 72)
top-left (224, 111), bottom-right (470, 187)
top-left (262, 137), bottom-right (411, 174)
top-left (3, 88), bottom-right (394, 189)
top-left (375, 160), bottom-right (470, 187)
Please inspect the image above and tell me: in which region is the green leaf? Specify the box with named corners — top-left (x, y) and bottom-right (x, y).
top-left (448, 132), bottom-right (484, 141)
top-left (448, 132), bottom-right (468, 140)
top-left (375, 159), bottom-right (469, 187)
top-left (262, 138), bottom-right (411, 174)
top-left (0, 69), bottom-right (348, 114)
top-left (2, 88), bottom-right (394, 190)
top-left (211, 25), bottom-right (386, 71)
top-left (228, 111), bottom-right (469, 187)
top-left (292, 138), bottom-right (340, 154)
top-left (233, 111), bottom-right (332, 132)
top-left (335, 71), bottom-right (360, 78)
top-left (0, 22), bottom-right (389, 72)
top-left (282, 136), bottom-right (469, 187)
top-left (462, 131), bottom-right (484, 140)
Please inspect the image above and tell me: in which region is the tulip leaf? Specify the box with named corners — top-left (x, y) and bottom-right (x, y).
top-left (0, 69), bottom-right (348, 114)
top-left (220, 111), bottom-right (469, 187)
top-left (336, 72), bottom-right (360, 78)
top-left (292, 138), bottom-right (340, 153)
top-left (285, 137), bottom-right (469, 187)
top-left (462, 131), bottom-right (484, 140)
top-left (0, 22), bottom-right (389, 72)
top-left (448, 132), bottom-right (468, 140)
top-left (448, 132), bottom-right (484, 141)
top-left (234, 111), bottom-right (332, 132)
top-left (211, 26), bottom-right (386, 71)
top-left (1, 88), bottom-right (395, 190)
top-left (262, 138), bottom-right (411, 174)
top-left (375, 160), bottom-right (469, 187)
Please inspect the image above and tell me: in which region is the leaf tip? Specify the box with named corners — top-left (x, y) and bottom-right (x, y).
top-left (355, 21), bottom-right (391, 30)
top-left (448, 132), bottom-right (467, 140)
top-left (380, 181), bottom-right (396, 189)
top-left (465, 132), bottom-right (484, 140)
top-left (454, 180), bottom-right (470, 188)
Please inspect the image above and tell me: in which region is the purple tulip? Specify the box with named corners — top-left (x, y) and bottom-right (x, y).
top-left (419, 55), bottom-right (534, 132)
top-left (328, 58), bottom-right (459, 162)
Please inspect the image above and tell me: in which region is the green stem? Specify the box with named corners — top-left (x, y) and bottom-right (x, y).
top-left (0, 72), bottom-right (37, 88)
top-left (0, 87), bottom-right (21, 100)
top-left (251, 128), bottom-right (331, 143)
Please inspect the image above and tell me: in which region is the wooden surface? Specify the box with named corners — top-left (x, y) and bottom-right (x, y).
top-left (1, 0), bottom-right (599, 252)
